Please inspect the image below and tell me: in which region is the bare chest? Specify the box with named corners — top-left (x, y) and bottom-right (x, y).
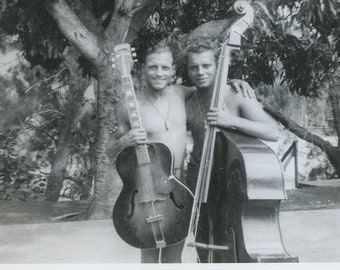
top-left (139, 93), bottom-right (187, 134)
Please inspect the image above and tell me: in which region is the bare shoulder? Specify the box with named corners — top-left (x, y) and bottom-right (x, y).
top-left (225, 84), bottom-right (258, 104)
top-left (225, 85), bottom-right (273, 123)
top-left (166, 84), bottom-right (195, 100)
top-left (224, 84), bottom-right (244, 105)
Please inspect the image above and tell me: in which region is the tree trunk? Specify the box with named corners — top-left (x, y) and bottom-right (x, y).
top-left (45, 117), bottom-right (74, 201)
top-left (44, 0), bottom-right (159, 218)
top-left (264, 106), bottom-right (340, 177)
top-left (85, 60), bottom-right (127, 219)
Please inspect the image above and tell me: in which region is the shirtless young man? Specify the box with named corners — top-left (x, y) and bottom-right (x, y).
top-left (106, 45), bottom-right (189, 263)
top-left (185, 40), bottom-right (280, 262)
top-left (106, 44), bottom-right (254, 263)
top-left (185, 39), bottom-right (280, 191)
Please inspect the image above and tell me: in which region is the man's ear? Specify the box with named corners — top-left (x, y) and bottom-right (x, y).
top-left (172, 65), bottom-right (176, 76)
top-left (141, 63), bottom-right (146, 77)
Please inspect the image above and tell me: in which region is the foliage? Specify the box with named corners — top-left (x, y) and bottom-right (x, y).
top-left (0, 0), bottom-right (66, 70)
top-left (1, 0), bottom-right (339, 205)
top-left (0, 68), bottom-right (48, 200)
top-left (0, 0), bottom-right (117, 72)
top-left (133, 0), bottom-right (339, 97)
top-left (134, 0), bottom-right (234, 63)
top-left (249, 0), bottom-right (339, 96)
top-left (0, 130), bottom-right (48, 201)
top-left (0, 50), bottom-right (95, 201)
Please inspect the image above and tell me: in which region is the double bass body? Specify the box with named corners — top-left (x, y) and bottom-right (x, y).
top-left (197, 130), bottom-right (298, 262)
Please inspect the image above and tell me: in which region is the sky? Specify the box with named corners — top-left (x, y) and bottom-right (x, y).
top-left (0, 49), bottom-right (20, 76)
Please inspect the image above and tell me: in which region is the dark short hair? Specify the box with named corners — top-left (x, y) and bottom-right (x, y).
top-left (185, 38), bottom-right (220, 62)
top-left (144, 44), bottom-right (174, 64)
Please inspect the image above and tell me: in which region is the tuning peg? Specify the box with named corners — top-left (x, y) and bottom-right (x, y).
top-left (133, 59), bottom-right (138, 62)
top-left (132, 52), bottom-right (137, 57)
top-left (112, 63), bottom-right (116, 68)
top-left (131, 47), bottom-right (136, 52)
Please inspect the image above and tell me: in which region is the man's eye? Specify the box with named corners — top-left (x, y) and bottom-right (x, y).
top-left (203, 64), bottom-right (211, 68)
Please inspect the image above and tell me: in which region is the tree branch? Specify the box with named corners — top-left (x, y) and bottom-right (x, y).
top-left (105, 0), bottom-right (157, 47)
top-left (125, 0), bottom-right (157, 43)
top-left (105, 0), bottom-right (133, 46)
top-left (44, 0), bottom-right (106, 68)
top-left (264, 105), bottom-right (336, 151)
top-left (24, 68), bottom-right (67, 94)
top-left (66, 0), bottom-right (106, 42)
top-left (329, 81), bottom-right (340, 147)
top-left (26, 110), bottom-right (65, 121)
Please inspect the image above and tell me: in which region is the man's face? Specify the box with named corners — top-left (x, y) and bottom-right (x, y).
top-left (144, 51), bottom-right (174, 91)
top-left (187, 50), bottom-right (217, 90)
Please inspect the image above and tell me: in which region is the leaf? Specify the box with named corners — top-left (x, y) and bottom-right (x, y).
top-left (254, 0), bottom-right (275, 24)
top-left (327, 0), bottom-right (338, 17)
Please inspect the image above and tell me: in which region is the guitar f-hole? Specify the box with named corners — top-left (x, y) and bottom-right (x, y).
top-left (127, 190), bottom-right (138, 219)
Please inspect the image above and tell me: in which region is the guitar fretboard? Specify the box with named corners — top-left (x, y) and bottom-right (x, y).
top-left (122, 75), bottom-right (150, 165)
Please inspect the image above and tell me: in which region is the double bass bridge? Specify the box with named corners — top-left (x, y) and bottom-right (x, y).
top-left (188, 242), bottom-right (230, 251)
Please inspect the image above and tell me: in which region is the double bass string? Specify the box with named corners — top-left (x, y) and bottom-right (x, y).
top-left (186, 1), bottom-right (254, 261)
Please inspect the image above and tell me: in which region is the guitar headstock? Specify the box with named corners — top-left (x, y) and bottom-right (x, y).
top-left (112, 43), bottom-right (137, 76)
top-left (224, 0), bottom-right (254, 47)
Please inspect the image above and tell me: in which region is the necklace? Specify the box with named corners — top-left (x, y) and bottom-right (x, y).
top-left (197, 91), bottom-right (208, 130)
top-left (145, 93), bottom-right (170, 131)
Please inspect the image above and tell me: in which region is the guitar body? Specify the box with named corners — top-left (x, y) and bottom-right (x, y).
top-left (113, 142), bottom-right (193, 249)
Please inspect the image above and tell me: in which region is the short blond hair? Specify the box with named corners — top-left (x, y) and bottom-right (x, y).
top-left (185, 38), bottom-right (220, 62)
top-left (144, 44), bottom-right (174, 64)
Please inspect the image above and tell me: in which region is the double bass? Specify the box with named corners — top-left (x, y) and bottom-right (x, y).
top-left (187, 1), bottom-right (298, 263)
top-left (112, 44), bottom-right (193, 250)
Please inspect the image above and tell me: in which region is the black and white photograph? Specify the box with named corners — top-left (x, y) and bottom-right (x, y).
top-left (0, 0), bottom-right (339, 268)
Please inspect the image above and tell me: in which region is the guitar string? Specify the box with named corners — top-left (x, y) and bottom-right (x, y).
top-left (127, 84), bottom-right (166, 251)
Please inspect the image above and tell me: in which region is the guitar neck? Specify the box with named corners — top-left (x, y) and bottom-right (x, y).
top-left (122, 75), bottom-right (150, 165)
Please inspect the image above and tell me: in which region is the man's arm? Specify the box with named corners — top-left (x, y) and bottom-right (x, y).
top-left (228, 79), bottom-right (256, 98)
top-left (179, 80), bottom-right (256, 100)
top-left (235, 97), bottom-right (280, 141)
top-left (207, 92), bottom-right (280, 142)
top-left (106, 101), bottom-right (147, 160)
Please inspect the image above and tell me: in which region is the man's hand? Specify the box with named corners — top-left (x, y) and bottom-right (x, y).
top-left (206, 107), bottom-right (238, 129)
top-left (228, 79), bottom-right (256, 98)
top-left (121, 128), bottom-right (148, 146)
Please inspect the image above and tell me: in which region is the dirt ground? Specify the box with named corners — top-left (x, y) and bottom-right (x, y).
top-left (1, 181), bottom-right (340, 264)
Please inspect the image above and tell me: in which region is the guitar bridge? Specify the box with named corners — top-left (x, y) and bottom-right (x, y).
top-left (138, 197), bottom-right (166, 204)
top-left (146, 214), bottom-right (163, 223)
